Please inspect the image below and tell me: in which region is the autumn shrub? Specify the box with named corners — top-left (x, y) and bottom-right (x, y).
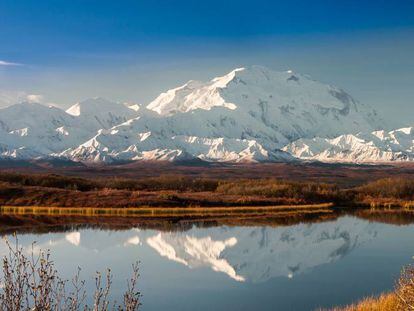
top-left (357, 178), bottom-right (414, 200)
top-left (0, 236), bottom-right (141, 310)
top-left (395, 265), bottom-right (414, 309)
top-left (0, 173), bottom-right (219, 192)
top-left (216, 179), bottom-right (340, 203)
top-left (0, 173), bottom-right (97, 192)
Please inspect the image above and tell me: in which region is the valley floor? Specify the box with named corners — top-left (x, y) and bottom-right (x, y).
top-left (4, 161), bottom-right (414, 186)
top-left (0, 165), bottom-right (414, 214)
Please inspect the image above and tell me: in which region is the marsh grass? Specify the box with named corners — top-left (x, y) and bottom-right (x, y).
top-left (328, 293), bottom-right (398, 311)
top-left (0, 236), bottom-right (141, 310)
top-left (0, 203), bottom-right (334, 219)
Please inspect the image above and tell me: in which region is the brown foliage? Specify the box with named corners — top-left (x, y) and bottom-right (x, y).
top-left (0, 172), bottom-right (218, 193)
top-left (327, 293), bottom-right (398, 311)
top-left (0, 173), bottom-right (97, 192)
top-left (395, 265), bottom-right (414, 310)
top-left (1, 172), bottom-right (414, 208)
top-left (216, 179), bottom-right (341, 203)
top-left (357, 178), bottom-right (414, 200)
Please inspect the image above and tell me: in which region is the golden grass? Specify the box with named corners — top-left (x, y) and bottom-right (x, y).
top-left (359, 197), bottom-right (414, 209)
top-left (0, 203), bottom-right (334, 218)
top-left (328, 293), bottom-right (398, 311)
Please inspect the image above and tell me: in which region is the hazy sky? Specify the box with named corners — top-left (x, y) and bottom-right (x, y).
top-left (1, 0), bottom-right (413, 127)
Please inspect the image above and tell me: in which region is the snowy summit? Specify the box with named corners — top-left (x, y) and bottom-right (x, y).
top-left (0, 65), bottom-right (397, 164)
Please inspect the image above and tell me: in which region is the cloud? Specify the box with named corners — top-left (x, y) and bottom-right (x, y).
top-left (0, 90), bottom-right (26, 107)
top-left (26, 94), bottom-right (44, 103)
top-left (0, 91), bottom-right (46, 107)
top-left (0, 90), bottom-right (53, 109)
top-left (0, 60), bottom-right (22, 66)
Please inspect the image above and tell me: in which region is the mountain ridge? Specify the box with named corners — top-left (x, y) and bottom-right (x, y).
top-left (0, 65), bottom-right (394, 163)
top-left (284, 126), bottom-right (414, 163)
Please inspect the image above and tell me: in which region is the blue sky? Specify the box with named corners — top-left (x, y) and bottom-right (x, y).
top-left (1, 0), bottom-right (414, 125)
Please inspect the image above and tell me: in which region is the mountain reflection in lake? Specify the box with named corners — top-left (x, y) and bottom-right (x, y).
top-left (1, 215), bottom-right (413, 311)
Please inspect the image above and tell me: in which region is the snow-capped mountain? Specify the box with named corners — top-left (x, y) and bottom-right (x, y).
top-left (0, 102), bottom-right (80, 158)
top-left (66, 97), bottom-right (139, 131)
top-left (58, 65), bottom-right (384, 163)
top-left (0, 66), bottom-right (391, 163)
top-left (284, 127), bottom-right (414, 163)
top-left (0, 99), bottom-right (138, 159)
top-left (62, 130), bottom-right (291, 163)
top-left (147, 66), bottom-right (382, 141)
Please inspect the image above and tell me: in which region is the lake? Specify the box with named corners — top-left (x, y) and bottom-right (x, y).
top-left (1, 214), bottom-right (413, 310)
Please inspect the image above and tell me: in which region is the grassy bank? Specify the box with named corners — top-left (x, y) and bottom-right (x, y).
top-left (0, 172), bottom-right (414, 209)
top-left (0, 203), bottom-right (334, 217)
top-left (329, 293), bottom-right (398, 311)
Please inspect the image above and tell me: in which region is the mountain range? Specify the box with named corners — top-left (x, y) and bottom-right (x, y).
top-left (2, 65), bottom-right (411, 164)
top-left (284, 127), bottom-right (414, 163)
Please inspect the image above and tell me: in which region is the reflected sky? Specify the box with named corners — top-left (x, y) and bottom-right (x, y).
top-left (0, 216), bottom-right (413, 310)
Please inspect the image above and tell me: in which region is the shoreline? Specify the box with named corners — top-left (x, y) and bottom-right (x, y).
top-left (0, 205), bottom-right (414, 236)
top-left (2, 201), bottom-right (414, 217)
top-left (0, 203), bottom-right (335, 217)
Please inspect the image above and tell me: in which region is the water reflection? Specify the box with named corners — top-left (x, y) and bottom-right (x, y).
top-left (147, 233), bottom-right (245, 281)
top-left (144, 216), bottom-right (378, 283)
top-left (1, 216), bottom-right (378, 284)
top-left (66, 231), bottom-right (81, 246)
top-left (0, 215), bottom-right (412, 310)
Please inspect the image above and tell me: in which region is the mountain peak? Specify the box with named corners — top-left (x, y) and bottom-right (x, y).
top-left (0, 66), bottom-right (391, 163)
top-left (4, 101), bottom-right (64, 116)
top-left (210, 65), bottom-right (300, 88)
top-left (145, 65), bottom-right (383, 138)
top-left (65, 97), bottom-right (139, 130)
top-left (147, 65), bottom-right (303, 116)
top-left (66, 97), bottom-right (122, 116)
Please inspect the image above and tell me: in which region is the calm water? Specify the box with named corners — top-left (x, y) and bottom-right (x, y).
top-left (2, 215), bottom-right (414, 310)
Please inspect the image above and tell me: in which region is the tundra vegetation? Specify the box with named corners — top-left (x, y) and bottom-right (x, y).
top-left (0, 173), bottom-right (413, 209)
